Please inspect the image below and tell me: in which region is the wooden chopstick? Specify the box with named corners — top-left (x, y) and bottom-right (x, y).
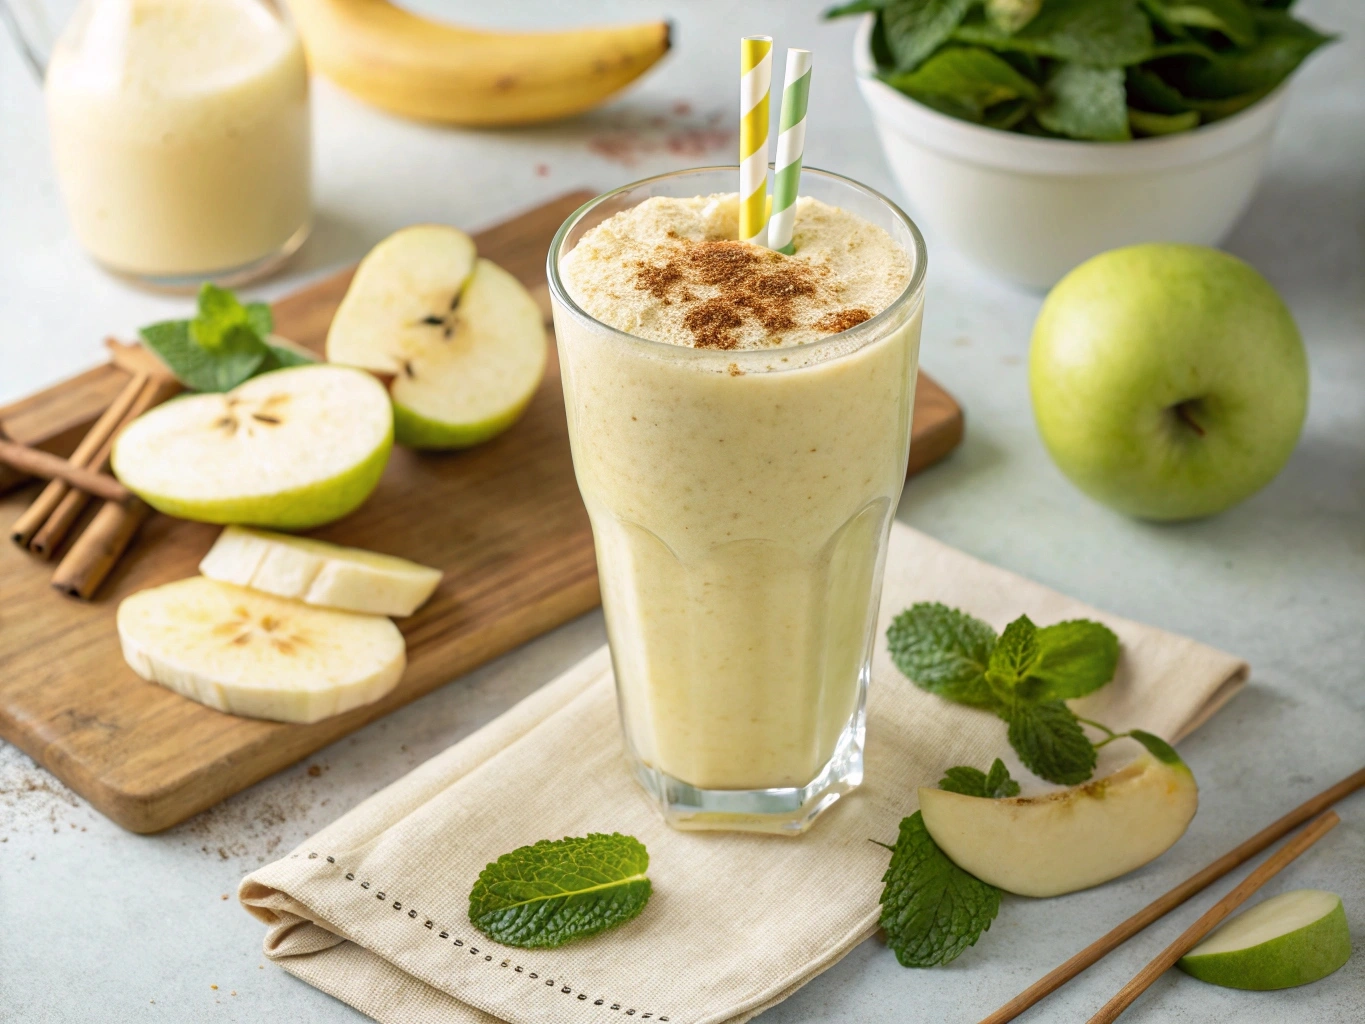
top-left (979, 766), bottom-right (1365, 1024)
top-left (31, 374), bottom-right (165, 558)
top-left (10, 371), bottom-right (147, 547)
top-left (0, 437), bottom-right (131, 503)
top-left (1086, 810), bottom-right (1341, 1023)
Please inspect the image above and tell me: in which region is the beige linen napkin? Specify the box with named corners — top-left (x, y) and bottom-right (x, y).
top-left (240, 523), bottom-right (1248, 1024)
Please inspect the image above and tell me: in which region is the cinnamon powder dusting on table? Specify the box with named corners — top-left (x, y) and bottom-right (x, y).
top-left (635, 239), bottom-right (840, 350)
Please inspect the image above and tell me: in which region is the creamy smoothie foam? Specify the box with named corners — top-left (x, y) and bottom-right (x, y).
top-left (559, 193), bottom-right (919, 795)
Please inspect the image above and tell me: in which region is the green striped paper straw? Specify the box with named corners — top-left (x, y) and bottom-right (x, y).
top-left (767, 48), bottom-right (812, 254)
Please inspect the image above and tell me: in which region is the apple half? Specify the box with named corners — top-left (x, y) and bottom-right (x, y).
top-left (112, 364), bottom-right (392, 530)
top-left (919, 750), bottom-right (1198, 897)
top-left (326, 225), bottom-right (547, 449)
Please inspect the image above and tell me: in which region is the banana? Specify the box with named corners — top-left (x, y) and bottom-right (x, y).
top-left (200, 525), bottom-right (442, 617)
top-left (285, 0), bottom-right (672, 126)
top-left (118, 576), bottom-right (406, 723)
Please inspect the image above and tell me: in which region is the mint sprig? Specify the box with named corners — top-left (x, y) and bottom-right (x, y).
top-left (876, 812), bottom-right (1000, 967)
top-left (468, 833), bottom-right (651, 949)
top-left (938, 757), bottom-right (1021, 798)
top-left (888, 603), bottom-right (1123, 785)
top-left (140, 283), bottom-right (314, 393)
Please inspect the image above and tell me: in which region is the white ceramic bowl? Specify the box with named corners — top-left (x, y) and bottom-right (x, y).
top-left (853, 15), bottom-right (1289, 288)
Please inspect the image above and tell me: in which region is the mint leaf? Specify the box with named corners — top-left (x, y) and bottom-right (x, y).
top-left (1129, 107), bottom-right (1201, 134)
top-left (1001, 699), bottom-right (1097, 785)
top-left (953, 0), bottom-right (1154, 67)
top-left (246, 301), bottom-right (274, 339)
top-left (139, 319), bottom-right (268, 393)
top-left (260, 343), bottom-right (317, 373)
top-left (1028, 619), bottom-right (1121, 700)
top-left (939, 765), bottom-right (991, 796)
top-left (1127, 65), bottom-right (1195, 112)
top-left (1154, 9), bottom-right (1333, 98)
top-left (825, 0), bottom-right (893, 18)
top-left (939, 758), bottom-right (1021, 798)
top-left (887, 602), bottom-right (998, 708)
top-left (1127, 64), bottom-right (1263, 121)
top-left (191, 283), bottom-right (253, 351)
top-left (1129, 729), bottom-right (1184, 765)
top-left (878, 812), bottom-right (1001, 967)
top-left (986, 615), bottom-right (1040, 691)
top-left (884, 46), bottom-right (1040, 124)
top-left (883, 0), bottom-right (976, 71)
top-left (987, 0), bottom-right (1042, 34)
top-left (1142, 0), bottom-right (1258, 47)
top-left (1036, 62), bottom-right (1132, 140)
top-left (985, 756), bottom-right (1021, 797)
top-left (468, 833), bottom-right (651, 949)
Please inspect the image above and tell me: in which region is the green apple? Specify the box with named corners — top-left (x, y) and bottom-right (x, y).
top-left (327, 225), bottom-right (547, 450)
top-left (112, 364), bottom-right (392, 529)
top-left (918, 749), bottom-right (1198, 897)
top-left (1179, 889), bottom-right (1352, 990)
top-left (1030, 244), bottom-right (1308, 520)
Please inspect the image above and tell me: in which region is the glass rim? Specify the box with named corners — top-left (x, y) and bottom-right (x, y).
top-left (545, 164), bottom-right (929, 365)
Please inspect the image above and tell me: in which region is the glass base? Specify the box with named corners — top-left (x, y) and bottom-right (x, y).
top-left (627, 682), bottom-right (868, 836)
top-left (92, 221), bottom-right (311, 294)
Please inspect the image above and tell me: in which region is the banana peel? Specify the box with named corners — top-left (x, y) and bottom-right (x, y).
top-left (287, 0), bottom-right (672, 126)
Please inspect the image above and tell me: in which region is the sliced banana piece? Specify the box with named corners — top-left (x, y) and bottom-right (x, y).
top-left (118, 577), bottom-right (405, 724)
top-left (200, 525), bottom-right (442, 617)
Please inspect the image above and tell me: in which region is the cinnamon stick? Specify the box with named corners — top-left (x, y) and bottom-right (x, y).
top-left (11, 371), bottom-right (147, 547)
top-left (106, 337), bottom-right (176, 380)
top-left (978, 765), bottom-right (1365, 1024)
top-left (51, 496), bottom-right (153, 600)
top-left (1086, 811), bottom-right (1341, 1024)
top-left (31, 375), bottom-right (172, 559)
top-left (0, 437), bottom-right (132, 503)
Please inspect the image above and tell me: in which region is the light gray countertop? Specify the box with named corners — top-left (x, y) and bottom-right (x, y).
top-left (2, 2), bottom-right (1362, 1021)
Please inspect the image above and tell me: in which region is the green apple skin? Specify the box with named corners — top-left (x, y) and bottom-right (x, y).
top-left (1030, 244), bottom-right (1308, 521)
top-left (1179, 899), bottom-right (1351, 990)
top-left (134, 428), bottom-right (392, 530)
top-left (392, 395), bottom-right (534, 450)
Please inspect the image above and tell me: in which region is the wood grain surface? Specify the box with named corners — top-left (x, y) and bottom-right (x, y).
top-left (0, 191), bottom-right (963, 833)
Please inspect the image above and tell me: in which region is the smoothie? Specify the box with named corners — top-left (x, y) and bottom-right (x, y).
top-left (45, 0), bottom-right (311, 280)
top-left (556, 188), bottom-right (921, 807)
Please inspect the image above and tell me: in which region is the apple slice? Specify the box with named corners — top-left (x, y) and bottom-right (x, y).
top-left (326, 226), bottom-right (547, 449)
top-left (918, 749), bottom-right (1198, 897)
top-left (118, 576), bottom-right (405, 724)
top-left (1178, 889), bottom-right (1352, 990)
top-left (112, 364), bottom-right (392, 530)
top-left (200, 525), bottom-right (442, 617)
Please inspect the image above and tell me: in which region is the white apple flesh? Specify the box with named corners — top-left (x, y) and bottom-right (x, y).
top-left (327, 225), bottom-right (547, 449)
top-left (918, 751), bottom-right (1198, 897)
top-left (111, 364), bottom-right (392, 530)
top-left (1030, 244), bottom-right (1308, 521)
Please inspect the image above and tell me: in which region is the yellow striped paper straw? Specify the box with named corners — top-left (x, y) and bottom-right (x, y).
top-left (768, 49), bottom-right (812, 254)
top-left (739, 36), bottom-right (773, 246)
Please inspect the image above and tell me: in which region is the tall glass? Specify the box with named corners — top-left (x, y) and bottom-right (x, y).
top-left (548, 167), bottom-right (927, 834)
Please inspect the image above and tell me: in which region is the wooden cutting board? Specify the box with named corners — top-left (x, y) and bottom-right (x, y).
top-left (0, 192), bottom-right (964, 834)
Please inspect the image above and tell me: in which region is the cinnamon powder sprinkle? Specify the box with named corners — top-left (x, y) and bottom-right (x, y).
top-left (635, 240), bottom-right (825, 349)
top-left (816, 308), bottom-right (872, 333)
